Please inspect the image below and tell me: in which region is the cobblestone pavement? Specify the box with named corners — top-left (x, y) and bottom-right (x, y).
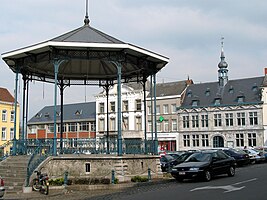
top-left (3, 179), bottom-right (175, 200)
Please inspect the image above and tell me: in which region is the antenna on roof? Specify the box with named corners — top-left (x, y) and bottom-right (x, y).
top-left (84, 0), bottom-right (90, 25)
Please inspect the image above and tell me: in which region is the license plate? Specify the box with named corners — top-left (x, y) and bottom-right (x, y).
top-left (179, 172), bottom-right (186, 175)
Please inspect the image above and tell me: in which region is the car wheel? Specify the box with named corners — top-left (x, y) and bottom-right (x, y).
top-left (228, 166), bottom-right (235, 177)
top-left (204, 170), bottom-right (211, 182)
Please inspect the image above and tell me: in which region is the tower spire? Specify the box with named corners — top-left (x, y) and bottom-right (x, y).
top-left (84, 0), bottom-right (90, 25)
top-left (218, 36), bottom-right (228, 87)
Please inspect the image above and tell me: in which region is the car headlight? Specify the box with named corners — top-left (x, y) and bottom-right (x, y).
top-left (189, 167), bottom-right (199, 171)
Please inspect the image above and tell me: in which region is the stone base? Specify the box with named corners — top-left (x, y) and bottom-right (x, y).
top-left (22, 186), bottom-right (32, 193)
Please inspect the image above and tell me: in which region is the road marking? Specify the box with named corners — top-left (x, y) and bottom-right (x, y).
top-left (232, 178), bottom-right (257, 186)
top-left (190, 178), bottom-right (257, 193)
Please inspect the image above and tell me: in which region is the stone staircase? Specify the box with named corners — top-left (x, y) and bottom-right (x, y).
top-left (0, 155), bottom-right (30, 194)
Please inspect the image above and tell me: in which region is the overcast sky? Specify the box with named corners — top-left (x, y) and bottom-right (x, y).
top-left (1, 0), bottom-right (267, 118)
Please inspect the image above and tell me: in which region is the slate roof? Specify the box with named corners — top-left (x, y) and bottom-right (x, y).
top-left (181, 76), bottom-right (264, 108)
top-left (51, 24), bottom-right (124, 44)
top-left (0, 87), bottom-right (15, 103)
top-left (28, 102), bottom-right (96, 124)
top-left (147, 80), bottom-right (192, 98)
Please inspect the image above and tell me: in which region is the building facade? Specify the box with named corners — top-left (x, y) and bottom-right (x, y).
top-left (177, 44), bottom-right (266, 151)
top-left (0, 87), bottom-right (20, 155)
top-left (95, 83), bottom-right (148, 147)
top-left (27, 102), bottom-right (96, 150)
top-left (146, 80), bottom-right (192, 152)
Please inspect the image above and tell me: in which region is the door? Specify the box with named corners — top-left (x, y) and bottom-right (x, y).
top-left (213, 136), bottom-right (224, 148)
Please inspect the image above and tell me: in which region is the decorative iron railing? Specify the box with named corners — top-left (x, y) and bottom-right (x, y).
top-left (11, 138), bottom-right (156, 156)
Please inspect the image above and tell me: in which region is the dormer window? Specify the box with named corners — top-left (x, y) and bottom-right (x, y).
top-left (252, 84), bottom-right (258, 92)
top-left (187, 90), bottom-right (192, 97)
top-left (214, 98), bottom-right (221, 106)
top-left (192, 100), bottom-right (199, 107)
top-left (75, 110), bottom-right (82, 115)
top-left (35, 113), bottom-right (42, 118)
top-left (229, 86), bottom-right (234, 94)
top-left (44, 113), bottom-right (49, 118)
top-left (205, 88), bottom-right (210, 96)
top-left (237, 96), bottom-right (244, 103)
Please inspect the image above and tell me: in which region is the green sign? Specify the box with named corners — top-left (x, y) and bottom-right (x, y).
top-left (159, 116), bottom-right (164, 122)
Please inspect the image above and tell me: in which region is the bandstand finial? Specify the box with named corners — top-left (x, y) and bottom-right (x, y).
top-left (84, 0), bottom-right (90, 25)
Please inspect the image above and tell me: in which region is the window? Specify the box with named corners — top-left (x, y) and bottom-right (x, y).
top-left (214, 114), bottom-right (222, 127)
top-left (249, 112), bottom-right (258, 125)
top-left (122, 101), bottom-right (128, 112)
top-left (11, 110), bottom-right (15, 122)
top-left (148, 121), bottom-right (152, 132)
top-left (248, 133), bottom-right (256, 147)
top-left (201, 114), bottom-right (208, 127)
top-left (44, 113), bottom-right (50, 118)
top-left (135, 116), bottom-right (142, 131)
top-left (136, 99), bottom-right (142, 111)
top-left (47, 124), bottom-right (54, 133)
top-left (163, 104), bottom-right (169, 114)
top-left (10, 128), bottom-right (14, 140)
top-left (205, 89), bottom-right (210, 96)
top-left (29, 125), bottom-right (37, 134)
top-left (187, 90), bottom-right (192, 97)
top-left (182, 116), bottom-right (189, 128)
top-left (202, 134), bottom-right (209, 147)
top-left (171, 104), bottom-right (176, 113)
top-left (75, 110), bottom-right (81, 115)
top-left (156, 105), bottom-right (160, 114)
top-left (90, 122), bottom-right (96, 131)
top-left (156, 121), bottom-right (161, 132)
top-left (192, 115), bottom-right (199, 128)
top-left (110, 118), bottom-right (116, 131)
top-left (68, 123), bottom-right (77, 132)
top-left (99, 103), bottom-right (105, 113)
top-left (57, 123), bottom-right (66, 133)
top-left (148, 106), bottom-right (152, 115)
top-left (1, 127), bottom-right (6, 140)
top-left (183, 134), bottom-right (190, 147)
top-left (237, 97), bottom-right (244, 103)
top-left (237, 112), bottom-right (245, 126)
top-left (172, 119), bottom-right (177, 131)
top-left (192, 134), bottom-right (200, 147)
top-left (225, 113), bottom-right (233, 126)
top-left (192, 100), bottom-right (198, 107)
top-left (236, 133), bottom-right (244, 147)
top-left (2, 110), bottom-right (7, 121)
top-left (122, 117), bottom-right (129, 130)
top-left (110, 102), bottom-right (115, 112)
top-left (164, 120), bottom-right (169, 132)
top-left (80, 122), bottom-right (89, 131)
top-left (214, 98), bottom-right (221, 106)
top-left (85, 163), bottom-right (91, 173)
top-left (99, 119), bottom-right (105, 131)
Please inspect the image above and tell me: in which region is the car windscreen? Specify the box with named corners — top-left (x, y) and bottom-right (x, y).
top-left (185, 153), bottom-right (211, 162)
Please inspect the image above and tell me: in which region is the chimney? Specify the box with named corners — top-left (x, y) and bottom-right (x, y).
top-left (265, 68), bottom-right (267, 75)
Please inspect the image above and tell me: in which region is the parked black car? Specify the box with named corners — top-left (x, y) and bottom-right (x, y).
top-left (222, 148), bottom-right (250, 166)
top-left (160, 154), bottom-right (178, 172)
top-left (171, 150), bottom-right (236, 182)
top-left (176, 151), bottom-right (195, 165)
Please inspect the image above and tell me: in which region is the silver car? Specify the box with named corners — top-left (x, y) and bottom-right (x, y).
top-left (0, 176), bottom-right (5, 198)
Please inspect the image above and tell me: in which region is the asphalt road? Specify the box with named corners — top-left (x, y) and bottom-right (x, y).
top-left (88, 163), bottom-right (267, 200)
top-left (4, 163), bottom-right (266, 200)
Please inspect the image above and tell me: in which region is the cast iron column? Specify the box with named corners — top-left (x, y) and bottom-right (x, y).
top-left (116, 62), bottom-right (122, 156)
top-left (12, 68), bottom-right (19, 155)
top-left (153, 73), bottom-right (158, 154)
top-left (53, 59), bottom-right (64, 156)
